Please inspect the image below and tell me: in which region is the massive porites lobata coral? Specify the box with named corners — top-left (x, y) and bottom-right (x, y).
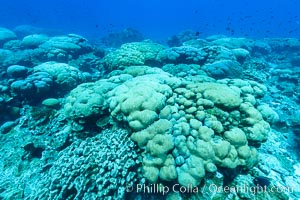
top-left (62, 66), bottom-right (273, 194)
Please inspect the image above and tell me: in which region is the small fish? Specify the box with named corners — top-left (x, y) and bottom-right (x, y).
top-left (253, 176), bottom-right (271, 187)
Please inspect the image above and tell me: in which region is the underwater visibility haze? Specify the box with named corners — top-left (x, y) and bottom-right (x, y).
top-left (0, 0), bottom-right (300, 199)
top-left (1, 0), bottom-right (300, 39)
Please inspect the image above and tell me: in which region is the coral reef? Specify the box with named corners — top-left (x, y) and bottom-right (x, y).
top-left (61, 66), bottom-right (271, 190)
top-left (33, 128), bottom-right (141, 200)
top-left (167, 30), bottom-right (199, 47)
top-left (100, 27), bottom-right (144, 47)
top-left (102, 40), bottom-right (165, 71)
top-left (0, 26), bottom-right (299, 200)
top-left (0, 27), bottom-right (17, 47)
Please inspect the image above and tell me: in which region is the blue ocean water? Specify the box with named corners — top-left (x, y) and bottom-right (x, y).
top-left (0, 0), bottom-right (300, 40)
